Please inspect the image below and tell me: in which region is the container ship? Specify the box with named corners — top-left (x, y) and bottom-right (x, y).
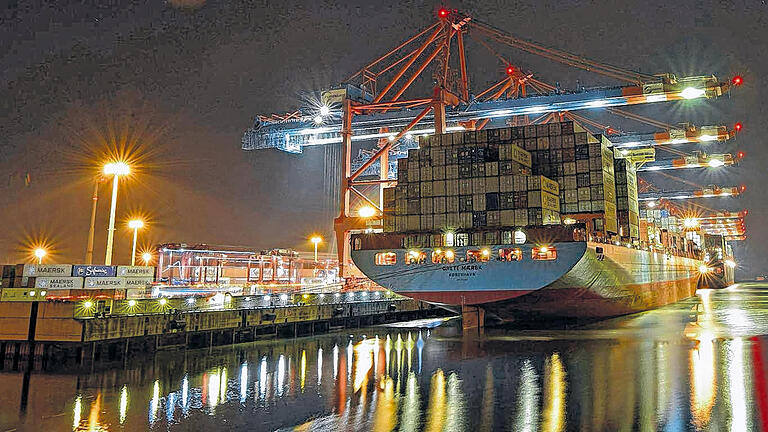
top-left (350, 121), bottom-right (734, 321)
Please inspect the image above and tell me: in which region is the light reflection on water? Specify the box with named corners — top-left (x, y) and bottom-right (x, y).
top-left (3, 284), bottom-right (768, 431)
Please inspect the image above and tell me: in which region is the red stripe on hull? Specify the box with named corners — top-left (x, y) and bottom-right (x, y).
top-left (398, 290), bottom-right (534, 305)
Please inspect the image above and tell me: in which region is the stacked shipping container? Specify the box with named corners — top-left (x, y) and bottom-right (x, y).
top-left (524, 124), bottom-right (619, 235)
top-left (387, 125), bottom-right (564, 233)
top-left (614, 158), bottom-right (640, 239)
top-left (384, 121), bottom-right (635, 239)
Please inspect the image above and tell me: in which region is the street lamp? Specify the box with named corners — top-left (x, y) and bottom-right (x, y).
top-left (34, 248), bottom-right (47, 265)
top-left (142, 252), bottom-right (153, 265)
top-left (103, 162), bottom-right (130, 265)
top-left (310, 235), bottom-right (322, 263)
top-left (128, 219), bottom-right (144, 266)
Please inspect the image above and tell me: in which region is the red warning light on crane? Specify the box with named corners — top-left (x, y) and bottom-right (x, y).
top-left (732, 76), bottom-right (743, 86)
top-left (737, 151), bottom-right (745, 159)
top-left (740, 185), bottom-right (747, 193)
top-left (438, 8), bottom-right (449, 18)
top-left (505, 65), bottom-right (516, 75)
top-left (734, 122), bottom-right (743, 132)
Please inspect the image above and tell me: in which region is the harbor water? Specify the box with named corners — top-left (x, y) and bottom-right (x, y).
top-left (2, 284), bottom-right (768, 431)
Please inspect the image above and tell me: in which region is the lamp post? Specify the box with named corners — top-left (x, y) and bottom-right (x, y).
top-left (310, 236), bottom-right (322, 263)
top-left (84, 179), bottom-right (101, 264)
top-left (128, 219), bottom-right (144, 266)
top-left (103, 162), bottom-right (130, 265)
top-left (34, 248), bottom-right (47, 265)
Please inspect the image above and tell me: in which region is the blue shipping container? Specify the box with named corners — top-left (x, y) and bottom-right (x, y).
top-left (72, 265), bottom-right (117, 277)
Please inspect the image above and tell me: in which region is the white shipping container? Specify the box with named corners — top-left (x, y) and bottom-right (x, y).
top-left (446, 165), bottom-right (458, 179)
top-left (459, 179), bottom-right (471, 195)
top-left (485, 162), bottom-right (499, 177)
top-left (446, 196), bottom-right (459, 213)
top-left (460, 213), bottom-right (473, 228)
top-left (22, 264), bottom-right (72, 277)
top-left (433, 165), bottom-right (446, 180)
top-left (421, 197), bottom-right (433, 214)
top-left (433, 196), bottom-right (446, 213)
top-left (472, 194), bottom-right (486, 211)
top-left (500, 210), bottom-right (515, 226)
top-left (85, 277), bottom-right (126, 289)
top-left (563, 162), bottom-right (576, 176)
top-left (487, 211), bottom-right (501, 226)
top-left (35, 277), bottom-right (84, 289)
top-left (484, 176), bottom-right (499, 193)
top-left (446, 179), bottom-right (459, 196)
top-left (406, 215), bottom-right (420, 231)
top-left (433, 213), bottom-right (446, 228)
top-left (421, 181), bottom-right (433, 197)
top-left (124, 277), bottom-right (154, 288)
top-left (472, 178), bottom-right (485, 194)
top-left (576, 160), bottom-right (590, 173)
top-left (433, 180), bottom-right (446, 196)
top-left (515, 209), bottom-right (529, 226)
top-left (117, 266), bottom-right (155, 277)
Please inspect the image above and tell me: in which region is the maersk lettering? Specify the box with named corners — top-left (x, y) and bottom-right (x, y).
top-left (441, 265), bottom-right (484, 271)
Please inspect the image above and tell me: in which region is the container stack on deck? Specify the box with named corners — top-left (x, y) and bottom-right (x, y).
top-left (384, 121), bottom-right (640, 241)
top-left (389, 126), bottom-right (565, 234)
top-left (614, 157), bottom-right (640, 239)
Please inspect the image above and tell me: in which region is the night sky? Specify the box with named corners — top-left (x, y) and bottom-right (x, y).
top-left (1, 0), bottom-right (766, 277)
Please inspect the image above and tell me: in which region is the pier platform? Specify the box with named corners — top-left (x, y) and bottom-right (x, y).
top-left (0, 295), bottom-right (447, 367)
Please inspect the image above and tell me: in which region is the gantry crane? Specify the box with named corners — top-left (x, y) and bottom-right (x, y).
top-left (241, 8), bottom-right (743, 277)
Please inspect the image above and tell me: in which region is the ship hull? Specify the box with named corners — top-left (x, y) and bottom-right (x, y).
top-left (352, 242), bottom-right (704, 319)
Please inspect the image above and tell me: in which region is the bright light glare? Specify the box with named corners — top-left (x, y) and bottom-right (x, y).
top-left (683, 218), bottom-right (700, 229)
top-left (104, 162), bottom-right (130, 176)
top-left (681, 87), bottom-right (706, 99)
top-left (725, 260), bottom-right (736, 268)
top-left (647, 201), bottom-right (657, 208)
top-left (445, 250), bottom-right (454, 259)
top-left (128, 219), bottom-right (144, 229)
top-left (586, 100), bottom-right (608, 108)
top-left (83, 300), bottom-right (94, 309)
top-left (280, 294), bottom-right (288, 301)
top-left (319, 105), bottom-right (330, 116)
top-left (128, 299), bottom-right (137, 307)
top-left (699, 265), bottom-right (710, 273)
top-left (34, 248), bottom-right (47, 259)
top-left (540, 246), bottom-right (549, 253)
top-left (142, 252), bottom-right (153, 263)
top-left (313, 115), bottom-right (323, 125)
top-left (708, 159), bottom-right (725, 168)
top-left (698, 134), bottom-right (717, 142)
top-left (357, 206), bottom-right (376, 218)
top-left (186, 298), bottom-right (195, 304)
top-left (159, 298), bottom-right (168, 306)
top-left (310, 235), bottom-right (322, 245)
